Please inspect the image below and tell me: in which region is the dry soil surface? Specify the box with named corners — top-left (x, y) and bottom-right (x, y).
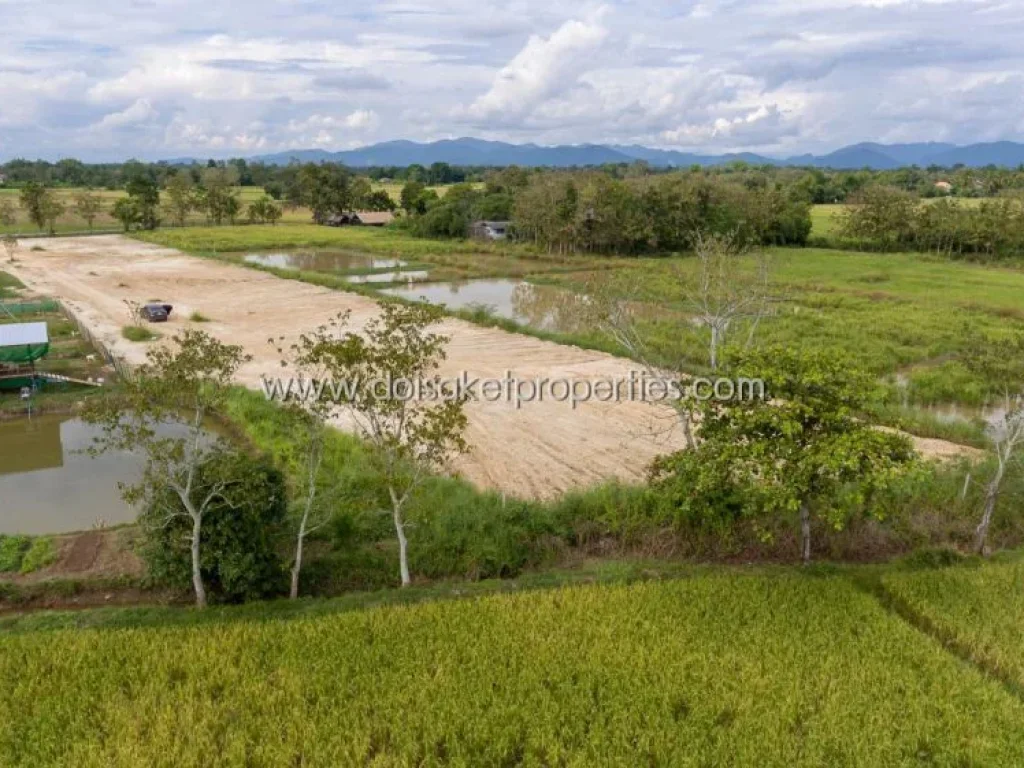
top-left (5, 236), bottom-right (976, 499)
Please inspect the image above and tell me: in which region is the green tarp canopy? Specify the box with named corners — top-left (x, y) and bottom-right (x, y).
top-left (0, 322), bottom-right (50, 365)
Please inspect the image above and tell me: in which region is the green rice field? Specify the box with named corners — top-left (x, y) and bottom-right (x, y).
top-left (3, 566), bottom-right (1024, 766)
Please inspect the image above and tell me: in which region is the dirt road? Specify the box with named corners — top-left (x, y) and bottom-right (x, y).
top-left (5, 236), bottom-right (976, 499)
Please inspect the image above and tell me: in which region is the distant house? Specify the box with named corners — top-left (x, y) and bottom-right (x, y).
top-left (324, 211), bottom-right (395, 227)
top-left (353, 211), bottom-right (395, 227)
top-left (469, 220), bottom-right (511, 241)
top-left (0, 173), bottom-right (7, 186)
top-left (934, 180), bottom-right (953, 193)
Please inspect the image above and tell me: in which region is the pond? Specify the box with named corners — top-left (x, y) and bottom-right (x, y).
top-left (0, 414), bottom-right (217, 535)
top-left (377, 279), bottom-right (590, 333)
top-left (243, 250), bottom-right (407, 273)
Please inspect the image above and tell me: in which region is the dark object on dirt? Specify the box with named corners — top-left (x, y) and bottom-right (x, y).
top-left (142, 304), bottom-right (172, 322)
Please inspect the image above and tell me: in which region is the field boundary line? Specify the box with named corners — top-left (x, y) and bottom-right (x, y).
top-left (853, 572), bottom-right (1024, 705)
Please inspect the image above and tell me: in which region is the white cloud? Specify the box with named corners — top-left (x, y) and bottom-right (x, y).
top-left (343, 109), bottom-right (380, 130)
top-left (466, 14), bottom-right (609, 121)
top-left (93, 98), bottom-right (158, 129)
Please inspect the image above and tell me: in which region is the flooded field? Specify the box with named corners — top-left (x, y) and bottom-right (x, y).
top-left (243, 250), bottom-right (407, 273)
top-left (0, 414), bottom-right (214, 535)
top-left (378, 279), bottom-right (590, 332)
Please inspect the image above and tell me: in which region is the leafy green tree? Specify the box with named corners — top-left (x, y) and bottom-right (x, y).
top-left (163, 173), bottom-right (196, 227)
top-left (298, 163), bottom-right (352, 223)
top-left (349, 177), bottom-right (373, 209)
top-left (39, 195), bottom-right (65, 235)
top-left (111, 197), bottom-right (139, 231)
top-left (72, 189), bottom-right (103, 230)
top-left (247, 196), bottom-right (283, 225)
top-left (84, 329), bottom-right (252, 608)
top-left (198, 167), bottom-right (242, 225)
top-left (19, 182), bottom-right (63, 233)
top-left (141, 452), bottom-right (288, 603)
top-left (840, 185), bottom-right (917, 249)
top-left (651, 347), bottom-right (918, 563)
top-left (400, 180), bottom-right (427, 215)
top-left (362, 189), bottom-right (396, 212)
top-left (286, 304), bottom-right (468, 586)
top-left (125, 176), bottom-right (161, 230)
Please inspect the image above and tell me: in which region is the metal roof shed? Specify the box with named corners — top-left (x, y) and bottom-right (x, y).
top-left (0, 322), bottom-right (50, 365)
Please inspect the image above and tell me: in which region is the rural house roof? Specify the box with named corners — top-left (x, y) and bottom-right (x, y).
top-left (354, 211), bottom-right (395, 225)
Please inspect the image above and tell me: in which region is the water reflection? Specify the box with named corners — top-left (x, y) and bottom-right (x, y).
top-left (346, 270), bottom-right (430, 284)
top-left (244, 250), bottom-right (406, 272)
top-left (378, 279), bottom-right (590, 333)
top-left (0, 414), bottom-right (216, 535)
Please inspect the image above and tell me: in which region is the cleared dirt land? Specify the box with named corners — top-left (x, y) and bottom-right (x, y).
top-left (5, 236), bottom-right (972, 498)
top-left (6, 236), bottom-right (687, 499)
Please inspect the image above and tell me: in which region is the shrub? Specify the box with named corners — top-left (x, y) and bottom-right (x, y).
top-left (122, 325), bottom-right (160, 342)
top-left (0, 535), bottom-right (30, 572)
top-left (19, 537), bottom-right (57, 574)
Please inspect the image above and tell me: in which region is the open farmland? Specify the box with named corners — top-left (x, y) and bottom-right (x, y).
top-left (3, 569), bottom-right (1024, 766)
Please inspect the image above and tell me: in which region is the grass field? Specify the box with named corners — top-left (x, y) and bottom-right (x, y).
top-left (540, 247), bottom-right (1024, 409)
top-left (372, 181), bottom-right (478, 203)
top-left (3, 565), bottom-right (1024, 766)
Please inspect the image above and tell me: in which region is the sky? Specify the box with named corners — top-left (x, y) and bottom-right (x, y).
top-left (1, 0), bottom-right (1022, 162)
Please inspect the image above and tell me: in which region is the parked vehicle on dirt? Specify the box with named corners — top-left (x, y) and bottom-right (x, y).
top-left (142, 304), bottom-right (172, 322)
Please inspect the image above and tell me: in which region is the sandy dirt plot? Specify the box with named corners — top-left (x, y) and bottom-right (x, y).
top-left (5, 236), bottom-right (975, 499)
top-left (7, 236), bottom-right (687, 499)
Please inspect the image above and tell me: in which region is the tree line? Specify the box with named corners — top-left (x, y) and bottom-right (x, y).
top-left (840, 186), bottom-right (1024, 259)
top-left (7, 155), bottom-right (1024, 203)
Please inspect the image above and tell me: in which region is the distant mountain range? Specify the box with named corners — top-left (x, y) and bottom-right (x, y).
top-left (241, 137), bottom-right (1024, 170)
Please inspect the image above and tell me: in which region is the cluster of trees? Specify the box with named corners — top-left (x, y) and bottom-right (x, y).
top-left (841, 186), bottom-right (1024, 259)
top-left (397, 170), bottom-right (812, 252)
top-left (397, 178), bottom-right (513, 238)
top-left (275, 163), bottom-right (394, 220)
top-left (87, 304), bottom-right (468, 607)
top-left (511, 173), bottom-right (811, 254)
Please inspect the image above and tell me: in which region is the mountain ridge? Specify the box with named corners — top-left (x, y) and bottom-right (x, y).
top-left (239, 137), bottom-right (1024, 170)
